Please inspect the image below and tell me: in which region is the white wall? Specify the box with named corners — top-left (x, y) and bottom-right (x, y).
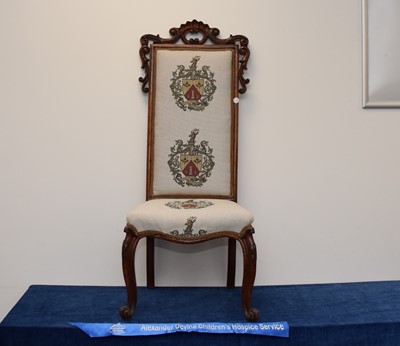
top-left (1, 0), bottom-right (400, 321)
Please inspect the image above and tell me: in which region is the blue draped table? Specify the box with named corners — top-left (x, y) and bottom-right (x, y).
top-left (1, 281), bottom-right (400, 345)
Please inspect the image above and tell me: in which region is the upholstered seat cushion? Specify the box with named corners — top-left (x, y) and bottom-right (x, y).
top-left (126, 199), bottom-right (253, 236)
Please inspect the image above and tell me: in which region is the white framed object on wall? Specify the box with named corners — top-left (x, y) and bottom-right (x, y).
top-left (363, 0), bottom-right (400, 108)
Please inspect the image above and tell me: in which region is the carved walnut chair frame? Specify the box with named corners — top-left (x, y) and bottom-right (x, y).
top-left (119, 20), bottom-right (259, 321)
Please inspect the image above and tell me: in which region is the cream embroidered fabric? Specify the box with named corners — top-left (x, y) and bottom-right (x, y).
top-left (126, 199), bottom-right (253, 235)
top-left (151, 48), bottom-right (234, 196)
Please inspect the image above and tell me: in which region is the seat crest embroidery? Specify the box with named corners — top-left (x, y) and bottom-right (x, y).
top-left (165, 200), bottom-right (214, 209)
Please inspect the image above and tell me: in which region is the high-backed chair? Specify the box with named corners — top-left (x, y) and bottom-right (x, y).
top-left (119, 20), bottom-right (259, 322)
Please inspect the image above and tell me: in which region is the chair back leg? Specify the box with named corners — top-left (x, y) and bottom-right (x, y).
top-left (146, 237), bottom-right (155, 288)
top-left (227, 238), bottom-right (236, 288)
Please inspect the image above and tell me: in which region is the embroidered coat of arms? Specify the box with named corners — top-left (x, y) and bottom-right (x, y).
top-left (165, 200), bottom-right (214, 209)
top-left (170, 56), bottom-right (217, 111)
top-left (167, 129), bottom-right (215, 187)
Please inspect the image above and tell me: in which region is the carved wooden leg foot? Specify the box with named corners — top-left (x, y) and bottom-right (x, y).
top-left (120, 224), bottom-right (140, 321)
top-left (245, 307), bottom-right (260, 322)
top-left (239, 227), bottom-right (259, 321)
top-left (119, 305), bottom-right (134, 320)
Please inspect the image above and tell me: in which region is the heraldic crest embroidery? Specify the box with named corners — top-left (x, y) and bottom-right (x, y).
top-left (167, 129), bottom-right (215, 187)
top-left (170, 56), bottom-right (217, 111)
top-left (165, 200), bottom-right (214, 209)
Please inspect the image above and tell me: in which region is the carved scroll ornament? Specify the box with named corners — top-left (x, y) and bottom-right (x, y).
top-left (139, 20), bottom-right (250, 94)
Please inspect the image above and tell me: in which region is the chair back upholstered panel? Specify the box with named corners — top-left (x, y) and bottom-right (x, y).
top-left (147, 45), bottom-right (239, 200)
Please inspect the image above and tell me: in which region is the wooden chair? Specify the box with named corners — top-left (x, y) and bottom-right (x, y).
top-left (119, 20), bottom-right (259, 321)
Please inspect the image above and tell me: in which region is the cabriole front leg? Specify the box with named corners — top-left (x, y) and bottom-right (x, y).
top-left (239, 227), bottom-right (259, 321)
top-left (119, 225), bottom-right (140, 320)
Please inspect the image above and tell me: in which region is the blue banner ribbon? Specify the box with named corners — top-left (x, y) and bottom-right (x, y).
top-left (70, 321), bottom-right (289, 338)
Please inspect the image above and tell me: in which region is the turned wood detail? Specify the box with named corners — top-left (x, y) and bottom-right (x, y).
top-left (139, 19), bottom-right (250, 94)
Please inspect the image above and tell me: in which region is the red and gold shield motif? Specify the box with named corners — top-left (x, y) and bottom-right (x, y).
top-left (180, 154), bottom-right (203, 177)
top-left (182, 79), bottom-right (204, 101)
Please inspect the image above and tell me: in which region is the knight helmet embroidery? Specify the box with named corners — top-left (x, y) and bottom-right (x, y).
top-left (167, 129), bottom-right (215, 187)
top-left (170, 217), bottom-right (207, 237)
top-left (170, 56), bottom-right (217, 111)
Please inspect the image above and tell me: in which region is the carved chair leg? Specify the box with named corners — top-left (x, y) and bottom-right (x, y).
top-left (146, 237), bottom-right (155, 288)
top-left (119, 226), bottom-right (141, 320)
top-left (227, 238), bottom-right (236, 288)
top-left (238, 227), bottom-right (259, 321)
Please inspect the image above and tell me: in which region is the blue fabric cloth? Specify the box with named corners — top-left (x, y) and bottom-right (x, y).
top-left (1, 282), bottom-right (400, 345)
top-left (69, 321), bottom-right (289, 337)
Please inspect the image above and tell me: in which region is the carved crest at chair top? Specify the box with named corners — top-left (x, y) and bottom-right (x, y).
top-left (139, 20), bottom-right (250, 94)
